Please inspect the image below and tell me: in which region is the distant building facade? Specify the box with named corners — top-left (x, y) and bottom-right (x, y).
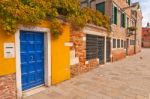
top-left (80, 0), bottom-right (143, 61)
top-left (142, 23), bottom-right (150, 48)
top-left (70, 0), bottom-right (143, 76)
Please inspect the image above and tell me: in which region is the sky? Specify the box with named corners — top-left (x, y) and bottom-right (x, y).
top-left (132, 0), bottom-right (150, 27)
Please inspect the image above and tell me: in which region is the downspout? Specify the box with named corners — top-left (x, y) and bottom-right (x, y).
top-left (134, 12), bottom-right (137, 54)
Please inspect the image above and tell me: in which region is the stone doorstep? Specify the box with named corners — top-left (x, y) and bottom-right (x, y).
top-left (22, 85), bottom-right (47, 98)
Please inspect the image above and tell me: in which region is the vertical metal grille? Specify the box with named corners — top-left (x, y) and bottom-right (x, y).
top-left (86, 34), bottom-right (98, 60)
top-left (98, 37), bottom-right (105, 64)
top-left (106, 38), bottom-right (111, 62)
top-left (86, 34), bottom-right (105, 64)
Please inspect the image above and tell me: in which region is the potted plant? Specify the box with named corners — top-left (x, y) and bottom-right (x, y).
top-left (127, 26), bottom-right (137, 31)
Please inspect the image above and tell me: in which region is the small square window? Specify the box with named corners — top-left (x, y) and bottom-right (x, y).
top-left (113, 39), bottom-right (116, 48)
top-left (117, 39), bottom-right (120, 48)
top-left (121, 40), bottom-right (124, 48)
top-left (124, 41), bottom-right (126, 48)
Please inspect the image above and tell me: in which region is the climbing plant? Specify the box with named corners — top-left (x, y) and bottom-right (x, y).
top-left (0, 0), bottom-right (56, 34)
top-left (0, 0), bottom-right (110, 38)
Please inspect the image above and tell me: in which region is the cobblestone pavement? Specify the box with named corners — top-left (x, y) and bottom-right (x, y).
top-left (24, 49), bottom-right (150, 99)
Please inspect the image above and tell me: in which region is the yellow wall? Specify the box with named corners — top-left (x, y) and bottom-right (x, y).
top-left (0, 21), bottom-right (70, 85)
top-left (51, 25), bottom-right (70, 84)
top-left (39, 21), bottom-right (71, 84)
top-left (0, 29), bottom-right (16, 75)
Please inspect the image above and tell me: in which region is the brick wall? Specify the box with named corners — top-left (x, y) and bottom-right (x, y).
top-left (136, 46), bottom-right (141, 53)
top-left (70, 31), bottom-right (99, 77)
top-left (142, 42), bottom-right (150, 48)
top-left (0, 74), bottom-right (16, 99)
top-left (90, 0), bottom-right (131, 38)
top-left (127, 46), bottom-right (135, 56)
top-left (142, 28), bottom-right (150, 48)
top-left (70, 59), bottom-right (99, 77)
top-left (112, 49), bottom-right (126, 62)
top-left (82, 0), bottom-right (142, 58)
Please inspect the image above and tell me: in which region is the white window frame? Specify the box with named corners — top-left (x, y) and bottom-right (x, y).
top-left (112, 38), bottom-right (126, 50)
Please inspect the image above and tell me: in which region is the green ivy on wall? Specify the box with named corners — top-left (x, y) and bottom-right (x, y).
top-left (0, 0), bottom-right (110, 38)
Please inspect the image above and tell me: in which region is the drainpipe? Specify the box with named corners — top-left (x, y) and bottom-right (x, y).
top-left (134, 12), bottom-right (137, 54)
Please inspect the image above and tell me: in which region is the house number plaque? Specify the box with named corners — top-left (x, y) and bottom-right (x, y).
top-left (4, 43), bottom-right (15, 58)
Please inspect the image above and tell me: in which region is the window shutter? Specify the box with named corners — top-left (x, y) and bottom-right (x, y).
top-left (112, 5), bottom-right (114, 24)
top-left (122, 12), bottom-right (126, 28)
top-left (117, 39), bottom-right (120, 48)
top-left (86, 34), bottom-right (98, 60)
top-left (96, 2), bottom-right (105, 14)
top-left (113, 39), bottom-right (116, 48)
top-left (123, 13), bottom-right (126, 28)
top-left (114, 6), bottom-right (118, 25)
top-left (128, 0), bottom-right (131, 5)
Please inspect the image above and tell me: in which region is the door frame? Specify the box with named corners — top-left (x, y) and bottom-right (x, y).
top-left (15, 26), bottom-right (51, 99)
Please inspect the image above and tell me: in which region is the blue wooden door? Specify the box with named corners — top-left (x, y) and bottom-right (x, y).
top-left (20, 31), bottom-right (45, 91)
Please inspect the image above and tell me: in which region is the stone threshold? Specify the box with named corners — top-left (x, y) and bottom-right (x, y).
top-left (23, 85), bottom-right (47, 98)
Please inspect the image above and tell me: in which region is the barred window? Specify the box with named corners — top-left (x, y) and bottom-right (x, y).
top-left (86, 34), bottom-right (98, 60)
top-left (121, 40), bottom-right (124, 48)
top-left (124, 41), bottom-right (127, 48)
top-left (117, 39), bottom-right (120, 48)
top-left (113, 39), bottom-right (116, 48)
top-left (86, 34), bottom-right (105, 60)
top-left (130, 40), bottom-right (135, 45)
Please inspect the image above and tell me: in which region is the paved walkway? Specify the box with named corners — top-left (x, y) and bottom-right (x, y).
top-left (24, 49), bottom-right (150, 99)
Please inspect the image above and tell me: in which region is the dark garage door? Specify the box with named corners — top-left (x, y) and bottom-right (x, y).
top-left (98, 36), bottom-right (105, 64)
top-left (86, 34), bottom-right (105, 64)
top-left (106, 38), bottom-right (111, 62)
